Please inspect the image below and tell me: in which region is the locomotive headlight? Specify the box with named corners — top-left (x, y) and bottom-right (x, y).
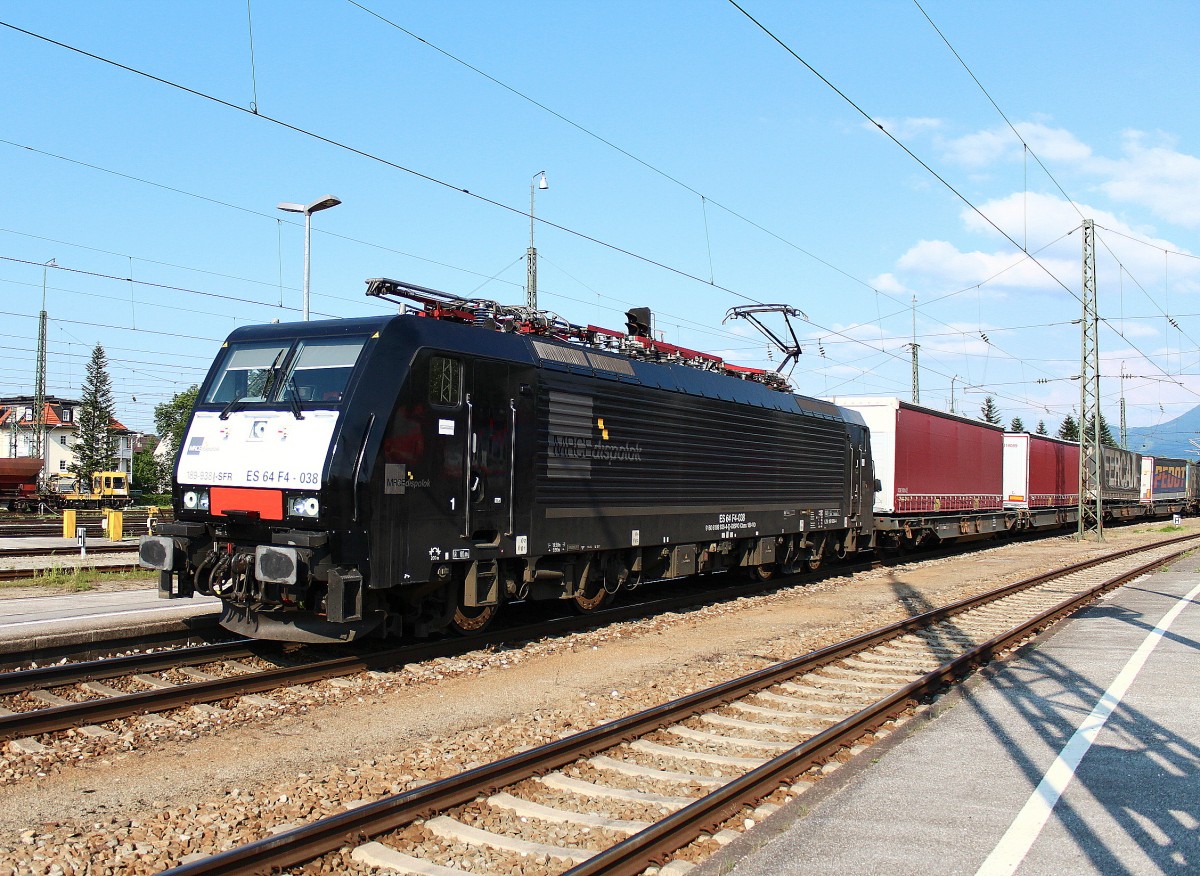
top-left (288, 494), bottom-right (319, 518)
top-left (183, 488), bottom-right (210, 511)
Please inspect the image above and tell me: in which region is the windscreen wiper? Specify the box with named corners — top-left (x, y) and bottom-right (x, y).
top-left (286, 375), bottom-right (305, 420)
top-left (219, 392), bottom-right (245, 420)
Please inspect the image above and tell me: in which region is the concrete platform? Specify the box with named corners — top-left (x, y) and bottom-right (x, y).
top-left (700, 555), bottom-right (1200, 876)
top-left (0, 588), bottom-right (222, 656)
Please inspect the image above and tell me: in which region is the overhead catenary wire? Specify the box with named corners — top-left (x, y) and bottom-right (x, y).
top-left (912, 0), bottom-right (1086, 224)
top-left (905, 4), bottom-right (1200, 404)
top-left (0, 21), bottom-right (766, 308)
top-left (0, 20), bottom-right (987, 400)
top-left (725, 0), bottom-right (1080, 305)
top-left (725, 6), bottom-right (1200, 406)
top-left (2, 12), bottom-right (1190, 422)
top-left (343, 0), bottom-right (978, 334)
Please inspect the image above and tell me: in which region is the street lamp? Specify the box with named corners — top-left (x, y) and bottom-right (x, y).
top-left (277, 195), bottom-right (341, 320)
top-left (527, 171), bottom-right (548, 311)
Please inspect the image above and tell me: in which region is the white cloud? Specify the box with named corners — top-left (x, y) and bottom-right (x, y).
top-left (1093, 131), bottom-right (1200, 228)
top-left (869, 272), bottom-right (911, 295)
top-left (939, 127), bottom-right (1015, 168)
top-left (939, 123), bottom-right (1200, 229)
top-left (902, 191), bottom-right (1200, 298)
top-left (895, 237), bottom-right (1073, 292)
top-left (938, 122), bottom-right (1090, 170)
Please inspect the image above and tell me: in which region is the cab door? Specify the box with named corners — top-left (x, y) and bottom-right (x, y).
top-left (465, 361), bottom-right (515, 541)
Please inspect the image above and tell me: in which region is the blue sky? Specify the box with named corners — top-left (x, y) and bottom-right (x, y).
top-left (2, 1), bottom-right (1198, 439)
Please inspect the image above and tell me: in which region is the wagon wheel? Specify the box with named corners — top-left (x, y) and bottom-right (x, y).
top-left (449, 600), bottom-right (497, 635)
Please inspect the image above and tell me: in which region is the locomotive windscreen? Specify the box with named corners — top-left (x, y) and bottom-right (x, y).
top-left (205, 336), bottom-right (367, 406)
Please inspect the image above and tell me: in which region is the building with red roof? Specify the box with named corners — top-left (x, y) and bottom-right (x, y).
top-left (0, 395), bottom-right (134, 485)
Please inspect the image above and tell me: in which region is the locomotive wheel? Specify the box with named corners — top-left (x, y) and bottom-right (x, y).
top-left (746, 563), bottom-right (777, 581)
top-left (572, 578), bottom-right (614, 613)
top-left (449, 601), bottom-right (497, 635)
top-left (804, 536), bottom-right (826, 572)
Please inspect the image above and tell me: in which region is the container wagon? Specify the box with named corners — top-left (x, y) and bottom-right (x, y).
top-left (0, 458), bottom-right (44, 512)
top-left (1001, 432), bottom-right (1079, 530)
top-left (1100, 446), bottom-right (1143, 519)
top-left (826, 397), bottom-right (1006, 547)
top-left (1139, 456), bottom-right (1189, 515)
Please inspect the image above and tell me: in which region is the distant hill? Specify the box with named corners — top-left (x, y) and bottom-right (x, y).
top-left (1124, 404), bottom-right (1200, 459)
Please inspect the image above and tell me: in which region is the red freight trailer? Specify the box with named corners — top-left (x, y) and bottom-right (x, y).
top-left (1003, 433), bottom-right (1079, 509)
top-left (828, 397), bottom-right (1004, 514)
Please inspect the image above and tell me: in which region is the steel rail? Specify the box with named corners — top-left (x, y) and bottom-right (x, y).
top-left (563, 544), bottom-right (1193, 875)
top-left (159, 534), bottom-right (1198, 875)
top-left (0, 557), bottom-right (876, 738)
top-left (0, 640), bottom-right (261, 696)
top-left (0, 563), bottom-right (141, 582)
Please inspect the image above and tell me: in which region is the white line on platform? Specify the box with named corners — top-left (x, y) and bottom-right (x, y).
top-left (975, 577), bottom-right (1200, 876)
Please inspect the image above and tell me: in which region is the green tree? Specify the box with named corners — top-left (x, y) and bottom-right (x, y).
top-left (1009, 417), bottom-right (1026, 433)
top-left (72, 344), bottom-right (117, 486)
top-left (1084, 412), bottom-right (1118, 448)
top-left (154, 385), bottom-right (199, 462)
top-left (980, 396), bottom-right (1002, 425)
top-left (1057, 414), bottom-right (1080, 441)
top-left (132, 441), bottom-right (160, 491)
top-left (1035, 420), bottom-right (1049, 435)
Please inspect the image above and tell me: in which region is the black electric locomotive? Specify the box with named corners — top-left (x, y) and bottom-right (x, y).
top-left (141, 279), bottom-right (875, 643)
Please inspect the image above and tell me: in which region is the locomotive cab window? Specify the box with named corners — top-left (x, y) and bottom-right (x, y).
top-left (278, 337), bottom-right (367, 405)
top-left (205, 342), bottom-right (291, 404)
top-left (429, 356), bottom-right (462, 407)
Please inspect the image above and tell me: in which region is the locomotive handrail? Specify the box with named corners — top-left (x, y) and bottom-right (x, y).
top-left (463, 394), bottom-right (473, 539)
top-left (351, 413), bottom-right (374, 524)
top-left (508, 398), bottom-right (517, 536)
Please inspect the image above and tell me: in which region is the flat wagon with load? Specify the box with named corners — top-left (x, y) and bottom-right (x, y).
top-left (1002, 432), bottom-right (1079, 530)
top-left (825, 397), bottom-right (1007, 548)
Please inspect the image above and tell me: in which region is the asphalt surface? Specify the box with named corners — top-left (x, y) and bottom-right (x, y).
top-left (699, 555), bottom-right (1200, 876)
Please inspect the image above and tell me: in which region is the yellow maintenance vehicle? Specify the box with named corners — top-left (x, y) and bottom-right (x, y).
top-left (53, 471), bottom-right (133, 509)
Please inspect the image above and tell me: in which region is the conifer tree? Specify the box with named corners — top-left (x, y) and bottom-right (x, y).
top-left (979, 396), bottom-right (1002, 425)
top-left (1035, 420), bottom-right (1049, 435)
top-left (1057, 414), bottom-right (1080, 441)
top-left (1084, 412), bottom-right (1118, 448)
top-left (1009, 417), bottom-right (1026, 432)
top-left (72, 344), bottom-right (117, 487)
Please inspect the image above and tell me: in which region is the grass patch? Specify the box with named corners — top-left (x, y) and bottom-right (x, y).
top-left (0, 566), bottom-right (151, 592)
top-left (1157, 525), bottom-right (1185, 532)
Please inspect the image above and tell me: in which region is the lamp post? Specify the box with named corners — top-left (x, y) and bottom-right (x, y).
top-left (527, 171), bottom-right (548, 311)
top-left (277, 195), bottom-right (341, 320)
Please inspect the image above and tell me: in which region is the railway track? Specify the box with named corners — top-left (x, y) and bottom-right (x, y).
top-left (0, 558), bottom-right (875, 743)
top-left (0, 560), bottom-right (142, 582)
top-left (153, 534), bottom-right (1195, 876)
top-left (0, 509), bottom-right (167, 539)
